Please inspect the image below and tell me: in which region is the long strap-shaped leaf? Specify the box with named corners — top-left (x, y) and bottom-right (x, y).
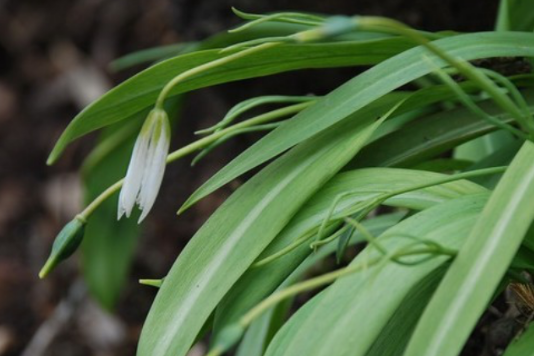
top-left (235, 213), bottom-right (405, 356)
top-left (47, 38), bottom-right (412, 163)
top-left (264, 194), bottom-right (488, 356)
top-left (136, 103), bottom-right (390, 356)
top-left (182, 32), bottom-right (534, 210)
top-left (351, 89), bottom-right (534, 168)
top-left (213, 168), bottom-right (486, 332)
top-left (404, 141), bottom-right (534, 356)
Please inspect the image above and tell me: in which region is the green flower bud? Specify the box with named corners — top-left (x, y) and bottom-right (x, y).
top-left (39, 216), bottom-right (86, 279)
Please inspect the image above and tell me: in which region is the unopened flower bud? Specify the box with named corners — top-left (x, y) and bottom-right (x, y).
top-left (39, 215), bottom-right (86, 278)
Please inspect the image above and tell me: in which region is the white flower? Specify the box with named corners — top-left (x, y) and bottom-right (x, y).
top-left (118, 108), bottom-right (171, 223)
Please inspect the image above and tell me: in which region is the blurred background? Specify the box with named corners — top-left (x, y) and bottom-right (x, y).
top-left (0, 1), bottom-right (500, 355)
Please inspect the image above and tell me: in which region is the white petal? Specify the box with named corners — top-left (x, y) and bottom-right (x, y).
top-left (137, 124), bottom-right (170, 223)
top-left (117, 127), bottom-right (151, 219)
top-left (137, 129), bottom-right (157, 208)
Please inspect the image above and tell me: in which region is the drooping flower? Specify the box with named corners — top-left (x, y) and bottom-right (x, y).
top-left (118, 108), bottom-right (171, 223)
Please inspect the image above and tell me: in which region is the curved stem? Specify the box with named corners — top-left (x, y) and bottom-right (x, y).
top-left (156, 42), bottom-right (281, 108)
top-left (239, 246), bottom-right (452, 327)
top-left (357, 16), bottom-right (534, 135)
top-left (79, 180), bottom-right (124, 219)
top-left (252, 230), bottom-right (316, 268)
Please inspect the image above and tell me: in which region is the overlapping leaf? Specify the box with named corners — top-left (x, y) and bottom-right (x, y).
top-left (183, 32), bottom-right (534, 210)
top-left (48, 37), bottom-right (413, 164)
top-left (137, 102), bottom-right (389, 356)
top-left (404, 141), bottom-right (534, 356)
top-left (265, 194), bottom-right (488, 356)
top-left (213, 168), bottom-right (486, 331)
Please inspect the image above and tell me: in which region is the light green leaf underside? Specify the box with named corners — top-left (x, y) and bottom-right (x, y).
top-left (404, 141), bottom-right (534, 356)
top-left (265, 194), bottom-right (488, 356)
top-left (137, 103), bottom-right (388, 356)
top-left (213, 168), bottom-right (487, 331)
top-left (183, 31), bottom-right (534, 210)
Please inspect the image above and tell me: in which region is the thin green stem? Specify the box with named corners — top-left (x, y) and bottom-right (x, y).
top-left (79, 180), bottom-right (124, 219)
top-left (312, 166), bottom-right (507, 252)
top-left (345, 218), bottom-right (456, 265)
top-left (379, 166), bottom-right (507, 202)
top-left (309, 224), bottom-right (349, 250)
top-left (428, 63), bottom-right (529, 140)
top-left (229, 12), bottom-right (322, 33)
top-left (156, 42), bottom-right (281, 108)
top-left (357, 16), bottom-right (534, 135)
top-left (256, 166), bottom-right (506, 268)
top-left (197, 95), bottom-right (317, 135)
top-left (231, 8), bottom-right (324, 26)
top-left (166, 101), bottom-right (312, 162)
top-left (252, 229), bottom-right (318, 268)
top-left (478, 68), bottom-right (534, 123)
top-left (239, 245), bottom-right (453, 327)
top-left (192, 121), bottom-right (286, 166)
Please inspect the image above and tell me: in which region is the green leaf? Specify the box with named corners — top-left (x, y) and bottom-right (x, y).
top-left (503, 323), bottom-right (534, 356)
top-left (404, 141), bottom-right (534, 356)
top-left (213, 168), bottom-right (487, 332)
top-left (350, 89), bottom-right (534, 168)
top-left (266, 291), bottom-right (329, 356)
top-left (365, 265), bottom-right (447, 356)
top-left (137, 104), bottom-right (386, 356)
top-left (264, 194), bottom-right (488, 356)
top-left (182, 32), bottom-right (534, 211)
top-left (235, 213), bottom-right (405, 356)
top-left (496, 0), bottom-right (534, 31)
top-left (454, 131), bottom-right (515, 162)
top-left (48, 37), bottom-right (413, 164)
top-left (235, 294), bottom-right (292, 356)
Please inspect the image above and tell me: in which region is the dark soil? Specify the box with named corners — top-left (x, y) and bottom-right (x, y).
top-left (0, 0), bottom-right (509, 355)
